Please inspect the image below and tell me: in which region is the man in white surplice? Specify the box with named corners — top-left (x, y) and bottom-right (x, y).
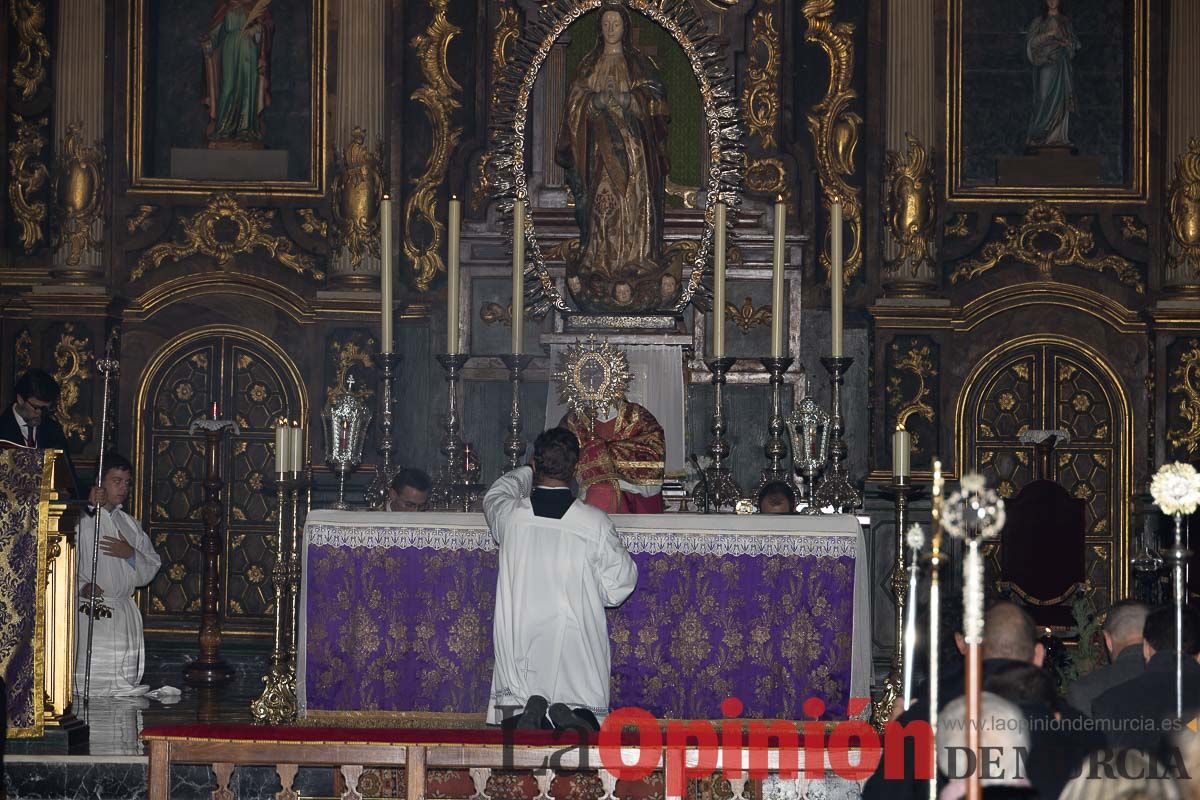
top-left (484, 428), bottom-right (638, 730)
top-left (74, 454), bottom-right (161, 697)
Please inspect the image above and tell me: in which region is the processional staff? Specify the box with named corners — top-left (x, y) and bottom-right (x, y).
top-left (81, 331), bottom-right (120, 711)
top-left (926, 459), bottom-right (944, 800)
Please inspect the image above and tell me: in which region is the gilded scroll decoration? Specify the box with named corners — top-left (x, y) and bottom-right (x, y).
top-left (743, 5), bottom-right (780, 149)
top-left (403, 0), bottom-right (463, 292)
top-left (883, 133), bottom-right (936, 279)
top-left (804, 0), bottom-right (862, 287)
top-left (8, 115), bottom-right (49, 252)
top-left (50, 123), bottom-right (105, 266)
top-left (10, 0), bottom-right (49, 100)
top-left (887, 342), bottom-right (937, 432)
top-left (949, 202), bottom-right (1144, 293)
top-left (126, 205), bottom-right (157, 235)
top-left (52, 324), bottom-right (95, 443)
top-left (14, 330), bottom-right (32, 382)
top-left (1166, 138), bottom-right (1200, 282)
top-left (1120, 215), bottom-right (1148, 244)
top-left (945, 213), bottom-right (971, 238)
top-left (727, 297), bottom-right (771, 335)
top-left (331, 127), bottom-right (383, 268)
top-left (133, 193), bottom-right (323, 281)
top-left (471, 2), bottom-right (521, 212)
top-left (298, 209), bottom-right (329, 238)
top-left (326, 339), bottom-right (376, 406)
top-left (1167, 339), bottom-right (1200, 456)
top-left (745, 159), bottom-right (788, 200)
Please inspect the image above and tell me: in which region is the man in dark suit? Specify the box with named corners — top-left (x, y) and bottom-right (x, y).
top-left (1066, 598), bottom-right (1148, 716)
top-left (0, 369), bottom-right (78, 494)
top-left (1093, 604), bottom-right (1200, 753)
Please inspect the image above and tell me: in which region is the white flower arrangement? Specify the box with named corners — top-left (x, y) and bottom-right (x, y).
top-left (1150, 462), bottom-right (1200, 517)
top-left (905, 523), bottom-right (926, 551)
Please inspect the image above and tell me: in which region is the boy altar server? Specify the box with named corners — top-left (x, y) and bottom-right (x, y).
top-left (75, 454), bottom-right (162, 697)
top-left (484, 428), bottom-right (638, 730)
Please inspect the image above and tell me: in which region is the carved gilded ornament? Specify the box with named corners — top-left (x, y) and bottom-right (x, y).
top-left (8, 115), bottom-right (49, 252)
top-left (14, 330), bottom-right (32, 382)
top-left (945, 213), bottom-right (971, 238)
top-left (331, 127), bottom-right (384, 269)
top-left (1166, 138), bottom-right (1200, 281)
top-left (480, 300), bottom-right (538, 327)
top-left (488, 0), bottom-right (744, 317)
top-left (51, 123), bottom-right (105, 267)
top-left (10, 0), bottom-right (49, 100)
top-left (327, 340), bottom-right (376, 406)
top-left (298, 209), bottom-right (329, 238)
top-left (887, 342), bottom-right (937, 432)
top-left (1167, 339), bottom-right (1200, 456)
top-left (726, 297), bottom-right (771, 335)
top-left (949, 202), bottom-right (1143, 293)
top-left (52, 324), bottom-right (95, 443)
top-left (133, 193), bottom-right (323, 281)
top-left (471, 2), bottom-right (521, 212)
top-left (1120, 215), bottom-right (1148, 244)
top-left (404, 0), bottom-right (463, 292)
top-left (126, 205), bottom-right (157, 235)
top-left (804, 0), bottom-right (862, 287)
top-left (744, 7), bottom-right (780, 149)
top-left (883, 134), bottom-right (936, 278)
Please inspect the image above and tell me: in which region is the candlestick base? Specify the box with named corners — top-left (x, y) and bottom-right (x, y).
top-left (692, 357), bottom-right (742, 512)
top-left (366, 353), bottom-right (403, 509)
top-left (814, 356), bottom-right (862, 513)
top-left (755, 356), bottom-right (796, 497)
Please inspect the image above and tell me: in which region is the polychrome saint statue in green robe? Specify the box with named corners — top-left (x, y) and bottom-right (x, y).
top-left (201, 0), bottom-right (275, 147)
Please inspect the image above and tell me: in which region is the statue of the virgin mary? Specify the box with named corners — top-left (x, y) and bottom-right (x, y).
top-left (556, 3), bottom-right (672, 313)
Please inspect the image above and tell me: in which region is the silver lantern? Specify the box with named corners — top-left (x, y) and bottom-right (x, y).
top-left (787, 380), bottom-right (830, 515)
top-left (323, 375), bottom-right (372, 510)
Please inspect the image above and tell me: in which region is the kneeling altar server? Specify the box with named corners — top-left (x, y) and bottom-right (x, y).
top-left (484, 428), bottom-right (638, 730)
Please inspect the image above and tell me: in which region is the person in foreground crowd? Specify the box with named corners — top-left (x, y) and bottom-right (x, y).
top-left (1057, 749), bottom-right (1183, 800)
top-left (1066, 598), bottom-right (1148, 717)
top-left (74, 454), bottom-right (162, 697)
top-left (863, 601), bottom-right (1046, 799)
top-left (1092, 604), bottom-right (1200, 753)
top-left (757, 481), bottom-right (796, 514)
top-left (0, 368), bottom-right (79, 493)
top-left (483, 428), bottom-right (638, 732)
top-left (937, 692), bottom-right (1036, 800)
top-left (387, 467), bottom-right (432, 512)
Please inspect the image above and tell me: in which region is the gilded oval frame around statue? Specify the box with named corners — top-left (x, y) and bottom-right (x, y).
top-left (488, 0), bottom-right (744, 318)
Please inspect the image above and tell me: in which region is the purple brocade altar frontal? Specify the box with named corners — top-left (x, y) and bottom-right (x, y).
top-left (300, 517), bottom-right (861, 721)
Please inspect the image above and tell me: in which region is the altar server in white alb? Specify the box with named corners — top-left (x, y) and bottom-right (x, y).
top-left (75, 454), bottom-right (161, 697)
top-left (484, 427), bottom-right (638, 731)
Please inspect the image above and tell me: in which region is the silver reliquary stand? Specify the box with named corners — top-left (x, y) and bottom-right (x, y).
top-left (323, 376), bottom-right (372, 510)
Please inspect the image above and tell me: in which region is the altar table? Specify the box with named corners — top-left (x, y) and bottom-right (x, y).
top-left (298, 511), bottom-right (870, 722)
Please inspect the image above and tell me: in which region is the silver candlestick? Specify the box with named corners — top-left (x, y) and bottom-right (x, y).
top-left (814, 355), bottom-right (862, 512)
top-left (787, 378), bottom-right (830, 515)
top-left (323, 375), bottom-right (372, 510)
top-left (758, 357), bottom-right (795, 491)
top-left (434, 353), bottom-right (471, 509)
top-left (499, 354), bottom-right (535, 472)
top-left (693, 357), bottom-right (742, 511)
top-left (366, 353), bottom-right (402, 509)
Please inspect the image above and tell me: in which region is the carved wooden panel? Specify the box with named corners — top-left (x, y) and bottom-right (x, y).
top-left (964, 343), bottom-right (1125, 610)
top-left (140, 334), bottom-right (302, 633)
top-left (1166, 337), bottom-right (1200, 460)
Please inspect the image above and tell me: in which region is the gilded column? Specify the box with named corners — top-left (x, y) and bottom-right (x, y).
top-left (1164, 0), bottom-right (1200, 295)
top-left (50, 0), bottom-right (106, 285)
top-left (881, 0), bottom-right (937, 296)
top-left (328, 0), bottom-right (387, 289)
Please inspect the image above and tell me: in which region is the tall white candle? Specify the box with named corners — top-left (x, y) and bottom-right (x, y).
top-left (771, 197), bottom-right (786, 358)
top-left (380, 196), bottom-right (393, 355)
top-left (892, 426), bottom-right (911, 481)
top-left (830, 201), bottom-right (844, 358)
top-left (512, 199), bottom-right (525, 354)
top-left (290, 422), bottom-right (304, 474)
top-left (275, 422), bottom-right (290, 477)
top-left (447, 197), bottom-right (462, 354)
top-left (713, 202), bottom-right (727, 359)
